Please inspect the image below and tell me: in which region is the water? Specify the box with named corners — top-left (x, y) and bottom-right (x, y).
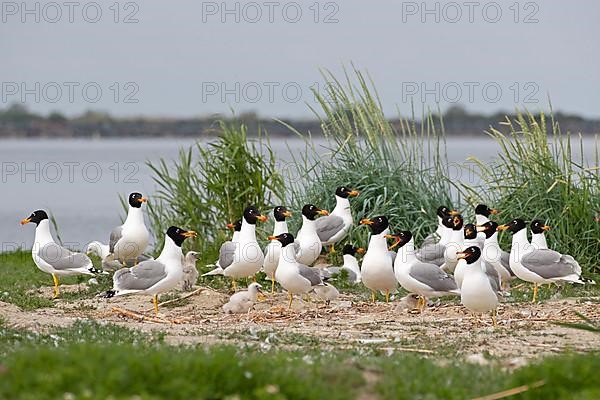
top-left (1, 137), bottom-right (597, 251)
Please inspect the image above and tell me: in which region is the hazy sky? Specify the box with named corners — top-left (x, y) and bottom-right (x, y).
top-left (2, 0), bottom-right (599, 118)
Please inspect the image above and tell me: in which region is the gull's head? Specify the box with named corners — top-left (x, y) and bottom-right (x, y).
top-left (267, 233), bottom-right (295, 247)
top-left (243, 205), bottom-right (268, 225)
top-left (302, 204), bottom-right (328, 221)
top-left (273, 206), bottom-right (293, 222)
top-left (476, 221), bottom-right (498, 239)
top-left (384, 230), bottom-right (412, 250)
top-left (530, 220), bottom-right (551, 234)
top-left (335, 186), bottom-right (360, 199)
top-left (463, 223), bottom-right (477, 240)
top-left (20, 210), bottom-right (48, 226)
top-left (360, 215), bottom-right (389, 235)
top-left (437, 205), bottom-right (459, 219)
top-left (441, 216), bottom-right (455, 229)
top-left (85, 241), bottom-right (103, 257)
top-left (342, 244), bottom-right (365, 256)
top-left (226, 219), bottom-right (242, 232)
top-left (475, 204), bottom-right (500, 217)
top-left (167, 226), bottom-right (197, 247)
top-left (248, 282), bottom-right (263, 293)
top-left (452, 214), bottom-right (464, 231)
top-left (185, 251), bottom-right (200, 261)
top-left (497, 218), bottom-right (527, 234)
top-left (128, 192), bottom-right (147, 208)
top-left (456, 246), bottom-right (481, 264)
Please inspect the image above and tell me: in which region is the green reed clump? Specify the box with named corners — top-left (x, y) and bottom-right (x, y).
top-left (465, 111), bottom-right (600, 276)
top-left (285, 68), bottom-right (457, 247)
top-left (147, 120), bottom-right (284, 260)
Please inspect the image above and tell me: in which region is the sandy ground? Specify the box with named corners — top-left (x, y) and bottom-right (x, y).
top-left (1, 284), bottom-right (599, 361)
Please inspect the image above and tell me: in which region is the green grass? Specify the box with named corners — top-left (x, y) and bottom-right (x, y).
top-left (1, 320), bottom-right (599, 400)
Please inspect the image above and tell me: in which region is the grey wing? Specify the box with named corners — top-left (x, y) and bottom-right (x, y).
top-left (500, 250), bottom-right (513, 275)
top-left (114, 260), bottom-right (167, 290)
top-left (421, 232), bottom-right (439, 247)
top-left (123, 254), bottom-right (154, 267)
top-left (109, 226), bottom-right (123, 253)
top-left (293, 240), bottom-right (301, 256)
top-left (521, 250), bottom-right (580, 279)
top-left (409, 262), bottom-right (458, 292)
top-left (315, 215), bottom-right (345, 242)
top-left (483, 262), bottom-right (501, 293)
top-left (297, 264), bottom-right (323, 286)
top-left (38, 243), bottom-right (92, 271)
top-left (219, 241), bottom-right (237, 269)
top-left (416, 243), bottom-right (446, 266)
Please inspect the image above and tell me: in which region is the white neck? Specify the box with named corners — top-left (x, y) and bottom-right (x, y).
top-left (511, 229), bottom-right (529, 257)
top-left (332, 196), bottom-right (352, 222)
top-left (435, 216), bottom-right (443, 236)
top-left (367, 229), bottom-right (389, 254)
top-left (280, 244), bottom-right (298, 266)
top-left (240, 219), bottom-right (257, 242)
top-left (248, 285), bottom-right (260, 300)
top-left (483, 231), bottom-right (500, 246)
top-left (157, 236), bottom-right (183, 265)
top-left (273, 220), bottom-right (288, 236)
top-left (34, 220), bottom-right (54, 245)
top-left (124, 206), bottom-right (145, 226)
top-left (300, 215), bottom-right (317, 233)
top-left (450, 229), bottom-right (464, 247)
top-left (398, 237), bottom-right (417, 265)
top-left (343, 254), bottom-right (361, 276)
top-left (475, 215), bottom-right (489, 226)
top-left (439, 227), bottom-right (452, 245)
top-left (531, 232), bottom-right (548, 249)
top-left (232, 231), bottom-right (240, 243)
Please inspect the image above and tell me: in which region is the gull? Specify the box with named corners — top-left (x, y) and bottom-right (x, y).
top-left (263, 206), bottom-right (293, 292)
top-left (106, 192), bottom-right (150, 265)
top-left (271, 233), bottom-right (323, 308)
top-left (453, 223), bottom-right (480, 289)
top-left (202, 219), bottom-right (242, 277)
top-left (105, 226), bottom-right (197, 315)
top-left (181, 251), bottom-right (200, 291)
top-left (457, 246), bottom-right (500, 326)
top-left (499, 218), bottom-right (583, 302)
top-left (530, 220), bottom-right (551, 249)
top-left (441, 214), bottom-right (464, 273)
top-left (416, 214), bottom-right (455, 266)
top-left (312, 282), bottom-right (339, 306)
top-left (295, 204), bottom-right (329, 266)
top-left (315, 186), bottom-right (359, 252)
top-left (359, 216), bottom-right (397, 303)
top-left (220, 206), bottom-right (267, 290)
top-left (386, 230), bottom-right (459, 312)
top-left (222, 282), bottom-right (264, 314)
top-left (474, 204), bottom-right (500, 248)
top-left (476, 221), bottom-right (514, 290)
top-left (319, 244), bottom-right (364, 284)
top-left (421, 205), bottom-right (460, 247)
top-left (85, 241), bottom-right (152, 271)
top-left (21, 210), bottom-right (99, 299)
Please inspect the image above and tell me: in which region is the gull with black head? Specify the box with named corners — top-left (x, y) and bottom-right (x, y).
top-left (296, 204), bottom-right (329, 265)
top-left (360, 216), bottom-right (397, 303)
top-left (315, 186), bottom-right (359, 253)
top-left (106, 192), bottom-right (150, 265)
top-left (263, 206), bottom-right (293, 292)
top-left (202, 219), bottom-right (242, 277)
top-left (476, 221), bottom-right (513, 290)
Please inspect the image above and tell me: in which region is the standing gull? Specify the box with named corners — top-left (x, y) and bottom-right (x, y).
top-left (202, 219), bottom-right (242, 276)
top-left (315, 186), bottom-right (359, 252)
top-left (295, 204), bottom-right (329, 265)
top-left (442, 214), bottom-right (465, 273)
top-left (499, 218), bottom-right (583, 302)
top-left (453, 223), bottom-right (479, 289)
top-left (21, 210), bottom-right (99, 298)
top-left (416, 214), bottom-right (455, 266)
top-left (530, 220), bottom-right (551, 249)
top-left (106, 192), bottom-right (150, 265)
top-left (474, 204), bottom-right (500, 248)
top-left (476, 221), bottom-right (513, 290)
top-left (421, 206), bottom-right (460, 247)
top-left (271, 233), bottom-right (323, 308)
top-left (263, 206), bottom-right (293, 292)
top-left (359, 216), bottom-right (397, 303)
top-left (106, 226), bottom-right (197, 315)
top-left (386, 230), bottom-right (459, 312)
top-left (181, 251), bottom-right (200, 291)
top-left (222, 282), bottom-right (264, 314)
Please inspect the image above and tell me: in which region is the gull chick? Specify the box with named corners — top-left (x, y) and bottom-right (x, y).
top-left (222, 282), bottom-right (264, 314)
top-left (181, 251), bottom-right (200, 291)
top-left (312, 282), bottom-right (339, 305)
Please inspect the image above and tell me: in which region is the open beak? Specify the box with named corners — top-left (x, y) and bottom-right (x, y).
top-left (318, 209), bottom-right (329, 216)
top-left (356, 247), bottom-right (365, 254)
top-left (282, 211), bottom-right (293, 217)
top-left (349, 190), bottom-right (360, 197)
top-left (456, 251), bottom-right (467, 260)
top-left (449, 210), bottom-right (460, 216)
top-left (139, 197), bottom-right (147, 203)
top-left (182, 230), bottom-right (198, 238)
top-left (257, 215), bottom-right (268, 222)
top-left (542, 225), bottom-right (551, 231)
top-left (497, 224), bottom-right (509, 231)
top-left (490, 209), bottom-right (500, 215)
top-left (267, 235), bottom-right (278, 241)
top-left (360, 218), bottom-right (373, 225)
top-left (384, 234), bottom-right (401, 250)
top-left (20, 218), bottom-right (31, 225)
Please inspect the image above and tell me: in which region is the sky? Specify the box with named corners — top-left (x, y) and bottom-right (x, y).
top-left (2, 0), bottom-right (599, 119)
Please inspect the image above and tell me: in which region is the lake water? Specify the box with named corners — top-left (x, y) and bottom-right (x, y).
top-left (1, 137), bottom-right (597, 251)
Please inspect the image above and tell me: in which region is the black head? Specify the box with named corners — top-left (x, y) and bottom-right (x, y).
top-left (530, 220), bottom-right (551, 234)
top-left (385, 230), bottom-right (413, 250)
top-left (302, 204), bottom-right (328, 221)
top-left (437, 206), bottom-right (459, 219)
top-left (273, 206), bottom-right (292, 222)
top-left (342, 244), bottom-right (365, 256)
top-left (335, 186), bottom-right (360, 199)
top-left (452, 214), bottom-right (464, 230)
top-left (226, 219), bottom-right (242, 232)
top-left (464, 224), bottom-right (477, 240)
top-left (475, 204), bottom-right (499, 217)
top-left (166, 226), bottom-right (197, 247)
top-left (21, 210), bottom-right (49, 226)
top-left (441, 216), bottom-right (455, 229)
top-left (477, 221), bottom-right (499, 239)
top-left (498, 218), bottom-right (527, 234)
top-left (457, 246), bottom-right (481, 264)
top-left (360, 215), bottom-right (389, 235)
top-left (128, 192), bottom-right (147, 208)
top-left (243, 205), bottom-right (268, 225)
top-left (269, 233), bottom-right (295, 247)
